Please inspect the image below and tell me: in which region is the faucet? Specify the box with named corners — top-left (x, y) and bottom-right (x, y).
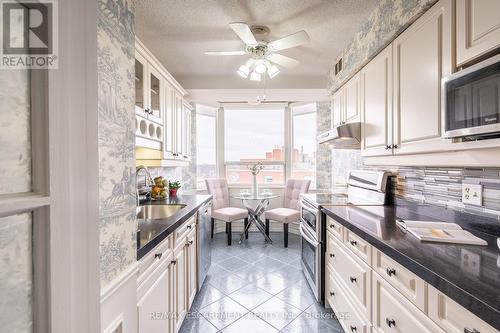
top-left (136, 165), bottom-right (154, 204)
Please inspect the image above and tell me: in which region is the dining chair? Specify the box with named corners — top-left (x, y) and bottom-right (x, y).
top-left (205, 178), bottom-right (249, 246)
top-left (264, 179), bottom-right (311, 248)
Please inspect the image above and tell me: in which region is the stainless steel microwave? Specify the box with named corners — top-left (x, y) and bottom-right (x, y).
top-left (443, 54), bottom-right (500, 139)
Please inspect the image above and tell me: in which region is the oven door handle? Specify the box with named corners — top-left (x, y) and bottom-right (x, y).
top-left (300, 199), bottom-right (317, 213)
top-left (300, 223), bottom-right (319, 247)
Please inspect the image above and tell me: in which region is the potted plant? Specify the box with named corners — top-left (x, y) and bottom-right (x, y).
top-left (169, 180), bottom-right (181, 197)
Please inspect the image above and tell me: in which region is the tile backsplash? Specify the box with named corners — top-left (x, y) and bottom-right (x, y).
top-left (372, 166), bottom-right (500, 219)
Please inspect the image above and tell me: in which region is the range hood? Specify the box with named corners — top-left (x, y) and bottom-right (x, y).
top-left (317, 122), bottom-right (361, 149)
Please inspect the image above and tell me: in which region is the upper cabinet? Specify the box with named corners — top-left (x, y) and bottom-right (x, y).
top-left (360, 0), bottom-right (453, 157)
top-left (392, 0), bottom-right (453, 155)
top-left (331, 73), bottom-right (360, 128)
top-left (135, 38), bottom-right (192, 164)
top-left (457, 0), bottom-right (500, 67)
top-left (361, 44), bottom-right (393, 157)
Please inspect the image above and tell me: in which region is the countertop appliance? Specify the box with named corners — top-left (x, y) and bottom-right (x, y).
top-left (443, 54), bottom-right (500, 139)
top-left (197, 200), bottom-right (212, 288)
top-left (317, 122), bottom-right (361, 149)
top-left (299, 170), bottom-right (391, 303)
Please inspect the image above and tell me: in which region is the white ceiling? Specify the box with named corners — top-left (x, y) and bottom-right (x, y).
top-left (135, 0), bottom-right (378, 91)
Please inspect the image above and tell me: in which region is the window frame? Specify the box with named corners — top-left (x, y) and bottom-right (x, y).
top-left (195, 105), bottom-right (218, 190)
top-left (220, 104), bottom-right (289, 187)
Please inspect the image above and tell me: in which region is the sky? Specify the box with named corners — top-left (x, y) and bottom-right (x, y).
top-left (196, 106), bottom-right (317, 164)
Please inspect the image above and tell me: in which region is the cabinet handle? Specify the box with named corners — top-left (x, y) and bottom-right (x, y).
top-left (350, 276), bottom-right (357, 283)
top-left (183, 155), bottom-right (188, 158)
top-left (386, 318), bottom-right (396, 328)
top-left (329, 291), bottom-right (335, 296)
top-left (329, 224), bottom-right (335, 229)
top-left (386, 268), bottom-right (396, 277)
top-left (392, 144), bottom-right (399, 149)
top-left (350, 325), bottom-right (357, 332)
top-left (385, 145), bottom-right (391, 150)
top-left (154, 253), bottom-right (162, 260)
top-left (187, 225), bottom-right (192, 229)
top-left (464, 328), bottom-right (480, 333)
top-left (329, 253), bottom-right (335, 258)
top-left (170, 260), bottom-right (176, 265)
top-left (350, 240), bottom-right (357, 246)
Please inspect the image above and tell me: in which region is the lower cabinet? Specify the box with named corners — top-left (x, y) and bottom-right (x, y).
top-left (173, 239), bottom-right (187, 333)
top-left (137, 216), bottom-right (198, 333)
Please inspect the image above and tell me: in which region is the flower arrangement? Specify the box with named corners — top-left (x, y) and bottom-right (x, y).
top-left (247, 161), bottom-right (264, 175)
top-left (168, 180), bottom-right (181, 196)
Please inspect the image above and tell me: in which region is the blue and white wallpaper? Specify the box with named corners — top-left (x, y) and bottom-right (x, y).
top-left (97, 0), bottom-right (137, 287)
top-left (327, 0), bottom-right (438, 93)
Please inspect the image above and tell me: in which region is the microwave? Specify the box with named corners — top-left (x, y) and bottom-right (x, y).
top-left (443, 54), bottom-right (500, 139)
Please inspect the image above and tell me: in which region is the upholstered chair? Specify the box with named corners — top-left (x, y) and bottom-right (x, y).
top-left (205, 178), bottom-right (249, 246)
top-left (264, 179), bottom-right (311, 247)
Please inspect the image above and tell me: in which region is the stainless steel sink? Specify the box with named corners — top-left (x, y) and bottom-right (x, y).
top-left (136, 204), bottom-right (186, 219)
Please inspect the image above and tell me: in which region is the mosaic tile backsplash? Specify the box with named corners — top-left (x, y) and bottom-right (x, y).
top-left (378, 167), bottom-right (500, 219)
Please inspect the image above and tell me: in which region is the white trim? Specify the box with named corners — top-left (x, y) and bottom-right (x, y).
top-left (217, 107), bottom-right (225, 178)
top-left (100, 262), bottom-right (139, 303)
top-left (0, 194), bottom-right (50, 218)
top-left (103, 314), bottom-right (124, 333)
top-left (284, 104), bottom-right (292, 181)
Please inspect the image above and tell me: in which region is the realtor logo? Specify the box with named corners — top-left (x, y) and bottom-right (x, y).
top-left (1, 0), bottom-right (58, 69)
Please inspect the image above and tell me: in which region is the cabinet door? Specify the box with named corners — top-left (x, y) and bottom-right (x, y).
top-left (174, 93), bottom-right (183, 157)
top-left (344, 73), bottom-right (360, 123)
top-left (186, 229), bottom-right (197, 308)
top-left (393, 0), bottom-right (453, 155)
top-left (332, 89), bottom-right (344, 127)
top-left (183, 106), bottom-right (192, 160)
top-left (137, 269), bottom-right (170, 333)
top-left (361, 45), bottom-right (393, 157)
top-left (135, 52), bottom-right (148, 117)
top-left (148, 65), bottom-right (163, 124)
top-left (457, 0), bottom-right (500, 66)
top-left (173, 242), bottom-right (187, 333)
top-left (164, 84), bottom-right (175, 158)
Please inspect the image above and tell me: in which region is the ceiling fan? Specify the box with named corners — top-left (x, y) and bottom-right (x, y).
top-left (205, 22), bottom-right (310, 81)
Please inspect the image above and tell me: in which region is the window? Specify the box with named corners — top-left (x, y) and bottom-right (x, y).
top-left (224, 107), bottom-right (285, 185)
top-left (196, 105), bottom-right (217, 190)
top-left (291, 103), bottom-right (317, 188)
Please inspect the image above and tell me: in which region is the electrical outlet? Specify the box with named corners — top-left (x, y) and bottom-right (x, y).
top-left (462, 184), bottom-right (483, 206)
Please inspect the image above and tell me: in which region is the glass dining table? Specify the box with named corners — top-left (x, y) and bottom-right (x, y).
top-left (231, 192), bottom-right (280, 244)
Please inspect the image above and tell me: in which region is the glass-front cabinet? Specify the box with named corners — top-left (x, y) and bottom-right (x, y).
top-left (148, 67), bottom-right (163, 124)
top-left (135, 55), bottom-right (146, 116)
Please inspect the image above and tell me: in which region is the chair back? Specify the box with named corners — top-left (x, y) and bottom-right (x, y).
top-left (283, 179), bottom-right (311, 210)
top-left (205, 178), bottom-right (230, 210)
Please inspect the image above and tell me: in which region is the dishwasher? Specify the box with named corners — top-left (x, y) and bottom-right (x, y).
top-left (197, 200), bottom-right (212, 288)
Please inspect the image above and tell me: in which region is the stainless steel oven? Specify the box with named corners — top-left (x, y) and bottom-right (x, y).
top-left (443, 54), bottom-right (500, 139)
top-left (299, 221), bottom-right (321, 300)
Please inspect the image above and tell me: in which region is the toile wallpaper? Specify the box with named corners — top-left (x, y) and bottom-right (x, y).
top-left (327, 0), bottom-right (438, 93)
top-left (97, 0), bottom-right (137, 287)
top-left (316, 102), bottom-right (332, 190)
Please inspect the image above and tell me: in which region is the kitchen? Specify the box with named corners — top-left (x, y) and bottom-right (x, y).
top-left (1, 0), bottom-right (500, 333)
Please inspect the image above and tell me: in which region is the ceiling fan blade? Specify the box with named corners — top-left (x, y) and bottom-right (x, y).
top-left (267, 53), bottom-right (300, 69)
top-left (204, 51), bottom-right (247, 56)
top-left (229, 22), bottom-right (258, 46)
top-left (268, 30), bottom-right (310, 51)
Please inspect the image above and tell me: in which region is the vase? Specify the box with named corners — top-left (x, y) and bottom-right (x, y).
top-left (252, 174), bottom-right (258, 196)
top-left (169, 188), bottom-right (178, 197)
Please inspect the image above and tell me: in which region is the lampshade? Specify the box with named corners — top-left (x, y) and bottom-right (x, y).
top-left (250, 71), bottom-right (261, 81)
top-left (237, 65), bottom-right (249, 78)
top-left (267, 64), bottom-right (280, 78)
top-left (254, 60), bottom-right (267, 74)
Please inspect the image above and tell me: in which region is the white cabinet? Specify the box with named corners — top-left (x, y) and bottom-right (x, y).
top-left (457, 0), bottom-right (500, 66)
top-left (172, 240), bottom-right (187, 333)
top-left (428, 285), bottom-right (498, 333)
top-left (137, 264), bottom-right (172, 333)
top-left (331, 73), bottom-right (360, 127)
top-left (361, 44), bottom-right (393, 157)
top-left (372, 272), bottom-right (445, 333)
top-left (392, 0), bottom-right (453, 155)
top-left (344, 73), bottom-right (361, 123)
top-left (164, 84), bottom-right (175, 159)
top-left (186, 229), bottom-right (197, 308)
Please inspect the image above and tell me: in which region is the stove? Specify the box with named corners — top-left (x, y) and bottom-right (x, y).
top-left (299, 170), bottom-right (392, 303)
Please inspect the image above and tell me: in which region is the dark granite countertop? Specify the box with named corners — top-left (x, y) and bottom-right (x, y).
top-left (321, 200), bottom-right (500, 330)
top-left (137, 194), bottom-right (212, 259)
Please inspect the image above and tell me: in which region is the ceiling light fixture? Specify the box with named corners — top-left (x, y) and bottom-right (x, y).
top-left (254, 60), bottom-right (268, 74)
top-left (250, 71), bottom-right (261, 81)
top-left (237, 65), bottom-right (249, 78)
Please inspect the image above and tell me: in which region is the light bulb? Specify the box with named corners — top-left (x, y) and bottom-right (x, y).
top-left (237, 65), bottom-right (249, 78)
top-left (250, 71), bottom-right (261, 81)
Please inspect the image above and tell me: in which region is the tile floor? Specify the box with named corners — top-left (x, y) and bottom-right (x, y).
top-left (179, 231), bottom-right (344, 333)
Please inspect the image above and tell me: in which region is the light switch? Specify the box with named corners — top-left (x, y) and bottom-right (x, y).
top-left (462, 184), bottom-right (482, 206)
